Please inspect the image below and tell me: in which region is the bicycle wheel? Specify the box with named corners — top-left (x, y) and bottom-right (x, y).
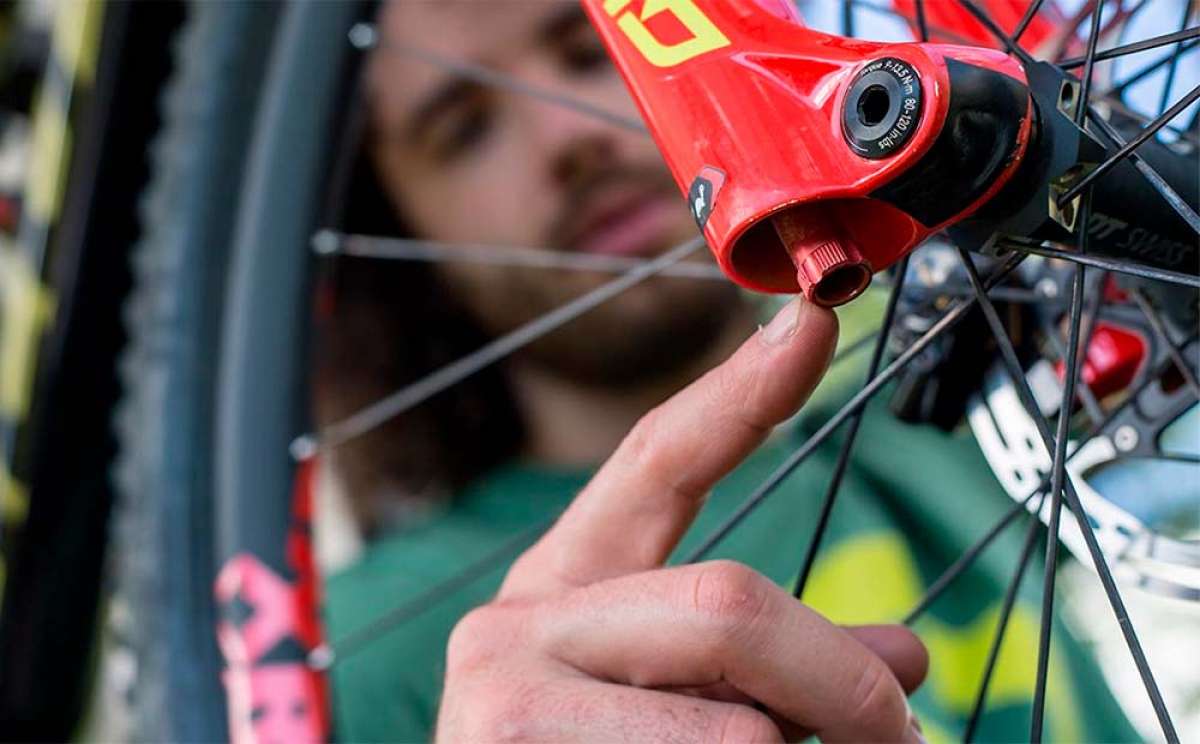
top-left (108, 0), bottom-right (1198, 741)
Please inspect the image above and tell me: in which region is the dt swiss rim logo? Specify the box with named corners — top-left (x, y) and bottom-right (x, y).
top-left (604, 0), bottom-right (730, 68)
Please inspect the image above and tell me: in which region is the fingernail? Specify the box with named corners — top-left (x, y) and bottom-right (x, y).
top-left (761, 297), bottom-right (802, 346)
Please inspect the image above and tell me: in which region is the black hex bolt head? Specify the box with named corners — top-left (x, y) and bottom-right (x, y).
top-left (842, 57), bottom-right (923, 159)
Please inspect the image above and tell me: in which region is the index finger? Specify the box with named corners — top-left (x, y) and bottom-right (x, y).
top-left (503, 297), bottom-right (837, 598)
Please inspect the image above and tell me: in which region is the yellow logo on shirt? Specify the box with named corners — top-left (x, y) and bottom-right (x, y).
top-left (604, 0), bottom-right (730, 68)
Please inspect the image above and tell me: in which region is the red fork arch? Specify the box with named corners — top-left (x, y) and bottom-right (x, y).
top-left (584, 0), bottom-right (1035, 306)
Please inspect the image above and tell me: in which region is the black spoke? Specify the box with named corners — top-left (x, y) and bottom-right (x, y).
top-left (684, 255), bottom-right (1026, 563)
top-left (1077, 266), bottom-right (1109, 410)
top-left (908, 285), bottom-right (1052, 303)
top-left (903, 493), bottom-right (1035, 625)
top-left (1033, 17), bottom-right (1105, 724)
top-left (350, 24), bottom-right (647, 135)
top-left (1072, 0), bottom-right (1106, 127)
top-left (964, 494), bottom-right (1047, 743)
top-left (1106, 40), bottom-right (1198, 98)
top-left (292, 237), bottom-right (705, 458)
top-left (309, 513), bottom-right (559, 669)
top-left (1074, 268), bottom-right (1109, 419)
top-left (315, 230), bottom-right (726, 280)
top-left (1130, 287), bottom-right (1200, 397)
top-left (954, 246), bottom-right (1180, 744)
top-left (1157, 1), bottom-right (1195, 115)
top-left (956, 0), bottom-right (1038, 66)
top-left (1036, 259), bottom-right (1108, 427)
top-left (1044, 0), bottom-right (1095, 65)
top-left (1036, 271), bottom-right (1109, 431)
top-left (999, 238), bottom-right (1200, 288)
top-left (792, 258), bottom-right (910, 599)
top-left (1039, 316), bottom-right (1104, 425)
top-left (1057, 84), bottom-right (1200, 207)
top-left (1032, 201), bottom-right (1094, 744)
top-left (1012, 0), bottom-right (1048, 45)
top-left (1058, 25), bottom-right (1200, 69)
top-left (1086, 107), bottom-right (1200, 234)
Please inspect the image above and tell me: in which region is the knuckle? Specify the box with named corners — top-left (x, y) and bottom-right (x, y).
top-left (623, 405), bottom-right (668, 472)
top-left (622, 407), bottom-right (698, 500)
top-left (717, 707), bottom-right (781, 744)
top-left (445, 605), bottom-right (507, 675)
top-left (690, 561), bottom-right (773, 637)
top-left (848, 657), bottom-right (907, 735)
top-left (502, 550), bottom-right (545, 591)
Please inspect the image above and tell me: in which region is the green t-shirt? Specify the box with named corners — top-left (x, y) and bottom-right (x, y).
top-left (324, 395), bottom-right (1137, 743)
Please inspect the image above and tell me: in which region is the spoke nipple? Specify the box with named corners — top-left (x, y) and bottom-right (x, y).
top-left (348, 22), bottom-right (379, 51)
top-left (290, 434), bottom-right (319, 462)
top-left (1036, 278), bottom-right (1059, 298)
top-left (308, 644), bottom-right (335, 670)
top-left (1113, 425), bottom-right (1139, 452)
top-left (311, 229), bottom-right (342, 256)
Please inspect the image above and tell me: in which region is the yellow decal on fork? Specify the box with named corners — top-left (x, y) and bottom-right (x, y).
top-left (603, 0), bottom-right (730, 68)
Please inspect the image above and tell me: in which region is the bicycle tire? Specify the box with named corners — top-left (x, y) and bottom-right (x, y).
top-left (106, 2), bottom-right (281, 739)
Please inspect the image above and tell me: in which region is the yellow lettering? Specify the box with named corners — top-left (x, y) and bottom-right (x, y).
top-left (606, 0), bottom-right (730, 68)
top-left (25, 88), bottom-right (72, 223)
top-left (0, 249), bottom-right (56, 420)
top-left (53, 0), bottom-right (105, 87)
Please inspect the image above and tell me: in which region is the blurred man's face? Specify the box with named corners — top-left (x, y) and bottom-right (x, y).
top-left (366, 2), bottom-right (742, 386)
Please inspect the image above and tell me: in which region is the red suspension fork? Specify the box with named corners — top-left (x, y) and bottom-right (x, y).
top-left (584, 0), bottom-right (1034, 306)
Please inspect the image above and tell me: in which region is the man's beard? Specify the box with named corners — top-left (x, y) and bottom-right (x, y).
top-left (432, 164), bottom-right (747, 390)
top-left (453, 264), bottom-right (746, 390)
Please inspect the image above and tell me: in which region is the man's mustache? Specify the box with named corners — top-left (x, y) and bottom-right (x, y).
top-left (545, 166), bottom-right (681, 251)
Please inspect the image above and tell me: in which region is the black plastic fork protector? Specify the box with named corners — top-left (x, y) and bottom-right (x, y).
top-left (949, 61), bottom-right (1199, 274)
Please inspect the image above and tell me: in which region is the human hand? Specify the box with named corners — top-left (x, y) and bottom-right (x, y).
top-left (436, 298), bottom-right (928, 742)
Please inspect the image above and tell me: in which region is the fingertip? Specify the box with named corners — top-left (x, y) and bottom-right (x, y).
top-left (796, 296), bottom-right (840, 371)
top-left (760, 297), bottom-right (839, 351)
top-left (731, 297), bottom-right (840, 427)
